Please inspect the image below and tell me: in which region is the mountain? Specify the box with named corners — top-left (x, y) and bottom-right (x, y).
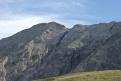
top-left (0, 21), bottom-right (121, 81)
top-left (34, 70), bottom-right (121, 81)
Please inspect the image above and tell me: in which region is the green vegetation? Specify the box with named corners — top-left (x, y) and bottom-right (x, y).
top-left (34, 70), bottom-right (121, 81)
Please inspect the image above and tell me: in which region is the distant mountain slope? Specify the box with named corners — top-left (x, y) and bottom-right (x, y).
top-left (34, 70), bottom-right (121, 81)
top-left (0, 21), bottom-right (121, 81)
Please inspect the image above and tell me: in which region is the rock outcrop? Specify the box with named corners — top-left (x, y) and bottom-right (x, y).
top-left (0, 57), bottom-right (8, 81)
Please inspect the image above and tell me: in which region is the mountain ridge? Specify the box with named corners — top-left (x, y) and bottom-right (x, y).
top-left (0, 21), bottom-right (121, 81)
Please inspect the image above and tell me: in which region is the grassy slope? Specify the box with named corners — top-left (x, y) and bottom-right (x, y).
top-left (34, 70), bottom-right (121, 81)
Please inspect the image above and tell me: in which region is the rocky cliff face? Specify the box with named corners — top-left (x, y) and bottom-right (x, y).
top-left (0, 57), bottom-right (8, 81)
top-left (0, 21), bottom-right (121, 81)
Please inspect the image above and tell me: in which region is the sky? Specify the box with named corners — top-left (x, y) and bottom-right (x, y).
top-left (0, 0), bottom-right (121, 39)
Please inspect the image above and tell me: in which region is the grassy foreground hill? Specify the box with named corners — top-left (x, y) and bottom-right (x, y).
top-left (34, 70), bottom-right (121, 81)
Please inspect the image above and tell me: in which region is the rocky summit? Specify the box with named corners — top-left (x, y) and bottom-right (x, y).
top-left (0, 21), bottom-right (121, 81)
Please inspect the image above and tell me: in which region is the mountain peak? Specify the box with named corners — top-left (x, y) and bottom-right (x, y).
top-left (47, 21), bottom-right (66, 29)
top-left (48, 21), bottom-right (59, 24)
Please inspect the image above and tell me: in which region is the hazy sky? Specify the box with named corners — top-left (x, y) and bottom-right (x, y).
top-left (0, 0), bottom-right (121, 39)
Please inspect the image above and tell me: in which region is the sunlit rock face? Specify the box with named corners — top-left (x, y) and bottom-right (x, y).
top-left (0, 57), bottom-right (8, 81)
top-left (1, 21), bottom-right (121, 81)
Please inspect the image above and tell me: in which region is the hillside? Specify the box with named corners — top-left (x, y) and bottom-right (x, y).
top-left (34, 70), bottom-right (121, 81)
top-left (1, 21), bottom-right (121, 81)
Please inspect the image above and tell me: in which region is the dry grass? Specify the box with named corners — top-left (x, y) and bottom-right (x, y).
top-left (34, 70), bottom-right (121, 81)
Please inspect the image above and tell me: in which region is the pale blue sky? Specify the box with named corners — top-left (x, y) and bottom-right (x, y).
top-left (0, 0), bottom-right (121, 39)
